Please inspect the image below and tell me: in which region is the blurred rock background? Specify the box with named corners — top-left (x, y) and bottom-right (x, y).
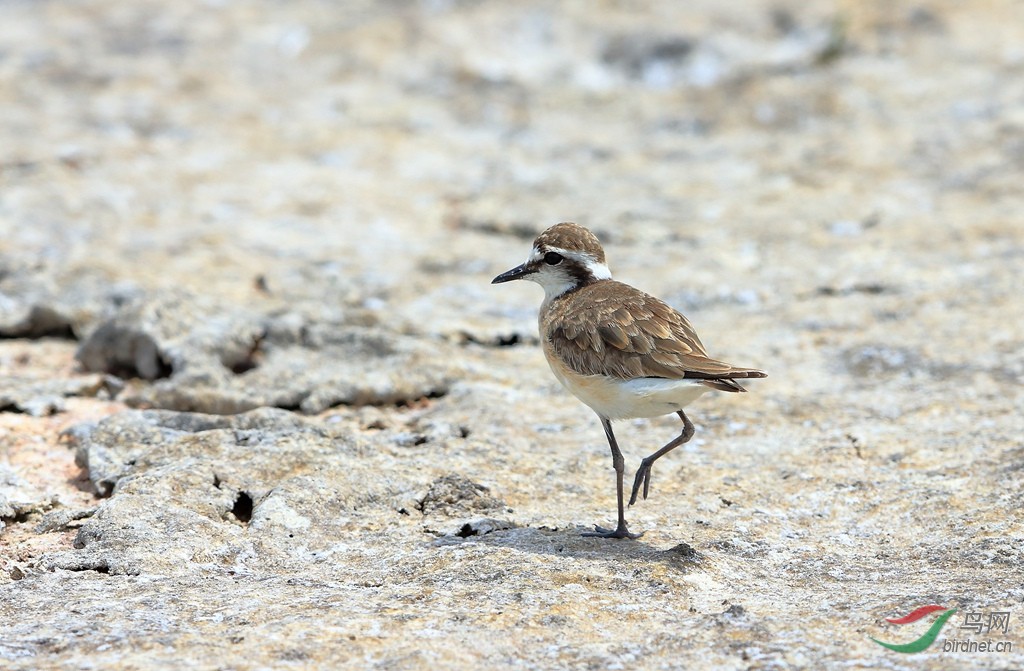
top-left (1, 1), bottom-right (1022, 669)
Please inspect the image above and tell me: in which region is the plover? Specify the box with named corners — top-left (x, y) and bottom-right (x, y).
top-left (492, 222), bottom-right (766, 539)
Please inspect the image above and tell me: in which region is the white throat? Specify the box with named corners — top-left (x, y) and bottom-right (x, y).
top-left (537, 273), bottom-right (579, 309)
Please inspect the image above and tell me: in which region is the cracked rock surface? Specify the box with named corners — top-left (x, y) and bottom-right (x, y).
top-left (75, 291), bottom-right (457, 414)
top-left (1, 1), bottom-right (1023, 670)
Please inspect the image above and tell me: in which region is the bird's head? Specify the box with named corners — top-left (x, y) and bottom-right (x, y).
top-left (491, 222), bottom-right (612, 302)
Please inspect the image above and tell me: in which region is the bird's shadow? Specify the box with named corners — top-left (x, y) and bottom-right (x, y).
top-left (432, 519), bottom-right (704, 569)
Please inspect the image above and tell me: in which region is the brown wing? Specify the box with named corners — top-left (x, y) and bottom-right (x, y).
top-left (546, 281), bottom-right (766, 382)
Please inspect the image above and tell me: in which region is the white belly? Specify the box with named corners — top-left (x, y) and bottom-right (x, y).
top-left (548, 362), bottom-right (710, 420)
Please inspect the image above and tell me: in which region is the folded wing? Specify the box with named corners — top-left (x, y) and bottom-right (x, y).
top-left (549, 282), bottom-right (767, 386)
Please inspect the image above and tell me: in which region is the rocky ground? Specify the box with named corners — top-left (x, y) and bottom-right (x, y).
top-left (1, 1), bottom-right (1023, 669)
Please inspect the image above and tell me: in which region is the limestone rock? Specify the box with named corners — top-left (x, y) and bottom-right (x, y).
top-left (0, 375), bottom-right (116, 416)
top-left (76, 293), bottom-right (457, 414)
top-left (51, 408), bottom-right (440, 575)
top-left (0, 1), bottom-right (1022, 669)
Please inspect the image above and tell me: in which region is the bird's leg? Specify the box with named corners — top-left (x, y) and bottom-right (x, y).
top-left (629, 411), bottom-right (694, 506)
top-left (583, 417), bottom-right (642, 539)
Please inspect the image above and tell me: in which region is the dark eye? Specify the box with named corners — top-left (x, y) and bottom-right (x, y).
top-left (544, 252), bottom-right (563, 265)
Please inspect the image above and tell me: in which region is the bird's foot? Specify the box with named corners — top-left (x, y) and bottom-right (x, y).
top-left (582, 523), bottom-right (643, 540)
top-left (629, 459), bottom-right (653, 506)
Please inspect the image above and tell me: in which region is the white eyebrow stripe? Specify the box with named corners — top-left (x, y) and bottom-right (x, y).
top-left (581, 256), bottom-right (612, 280)
top-left (546, 247), bottom-right (612, 280)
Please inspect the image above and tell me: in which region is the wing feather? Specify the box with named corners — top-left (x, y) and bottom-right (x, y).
top-left (546, 281), bottom-right (766, 382)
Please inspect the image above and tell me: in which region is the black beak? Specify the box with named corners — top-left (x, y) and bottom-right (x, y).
top-left (491, 263), bottom-right (534, 284)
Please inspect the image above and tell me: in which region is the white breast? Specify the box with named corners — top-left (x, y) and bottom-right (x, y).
top-left (545, 355), bottom-right (710, 420)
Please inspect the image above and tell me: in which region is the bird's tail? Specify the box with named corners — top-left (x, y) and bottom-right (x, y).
top-left (698, 367), bottom-right (766, 393)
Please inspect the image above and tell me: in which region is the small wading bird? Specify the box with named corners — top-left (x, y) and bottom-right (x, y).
top-left (492, 223), bottom-right (766, 539)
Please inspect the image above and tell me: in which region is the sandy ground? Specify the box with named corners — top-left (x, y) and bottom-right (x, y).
top-left (1, 1), bottom-right (1023, 669)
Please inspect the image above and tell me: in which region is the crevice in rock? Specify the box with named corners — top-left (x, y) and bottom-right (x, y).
top-left (271, 394), bottom-right (309, 413)
top-left (318, 387), bottom-right (450, 413)
top-left (451, 518), bottom-right (517, 538)
top-left (0, 510), bottom-right (34, 526)
top-left (102, 352), bottom-right (172, 381)
top-left (77, 328), bottom-right (173, 380)
top-left (151, 352), bottom-right (174, 380)
top-left (804, 283), bottom-right (895, 299)
top-left (229, 359), bottom-right (259, 375)
top-left (0, 306), bottom-right (77, 340)
top-left (65, 561), bottom-right (111, 574)
top-left (232, 491), bottom-right (253, 523)
top-left (394, 389), bottom-right (448, 409)
top-left (224, 333), bottom-right (265, 375)
top-left (70, 467), bottom-right (105, 498)
top-left (458, 331), bottom-right (539, 348)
